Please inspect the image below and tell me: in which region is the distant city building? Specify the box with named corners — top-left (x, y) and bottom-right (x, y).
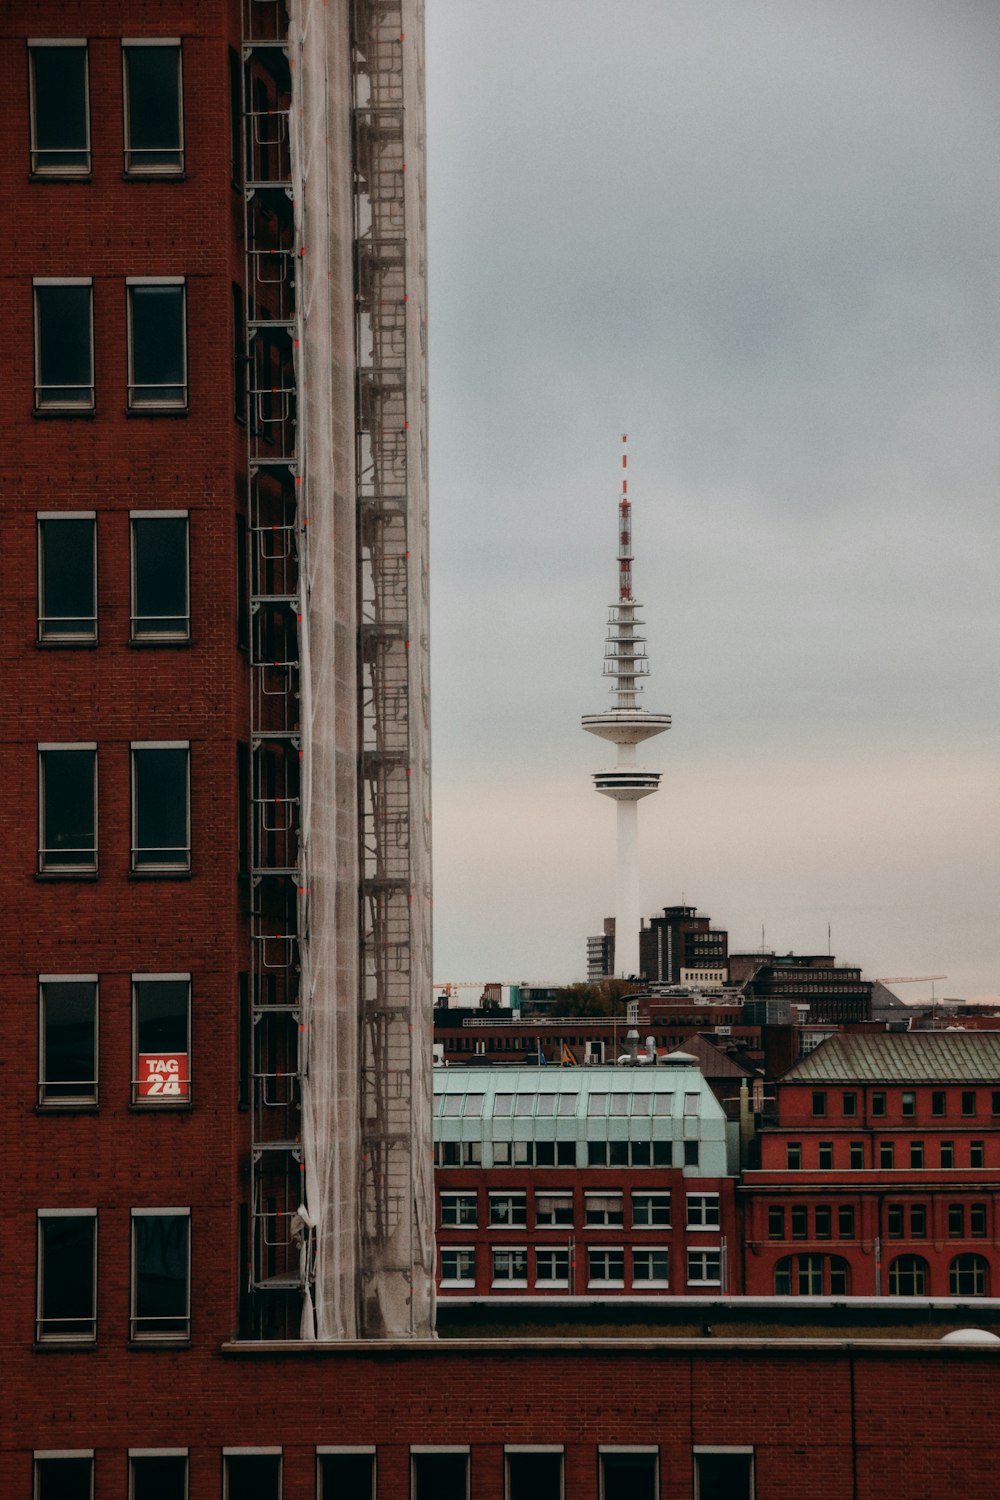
top-left (640, 905), bottom-right (730, 987)
top-left (587, 917), bottom-right (617, 980)
top-left (740, 954), bottom-right (873, 1024)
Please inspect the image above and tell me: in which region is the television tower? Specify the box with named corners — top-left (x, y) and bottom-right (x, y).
top-left (582, 436), bottom-right (670, 979)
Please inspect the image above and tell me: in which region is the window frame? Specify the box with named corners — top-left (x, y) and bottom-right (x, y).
top-left (439, 1192), bottom-right (477, 1228)
top-left (37, 512), bottom-right (98, 643)
top-left (599, 1448), bottom-right (659, 1500)
top-left (34, 1452), bottom-right (95, 1500)
top-left (28, 40), bottom-right (91, 177)
top-left (584, 1191), bottom-right (624, 1228)
top-left (631, 1246), bottom-right (669, 1288)
top-left (38, 743), bottom-right (98, 875)
top-left (130, 741), bottom-right (191, 872)
top-left (586, 1246), bottom-right (626, 1288)
top-left (410, 1448), bottom-right (469, 1500)
top-left (122, 39), bottom-right (185, 176)
top-left (887, 1254), bottom-right (928, 1296)
top-left (970, 1140), bottom-right (985, 1169)
top-left (222, 1450), bottom-right (282, 1500)
top-left (687, 1192), bottom-right (721, 1230)
top-left (693, 1446), bottom-right (754, 1500)
top-left (36, 1209), bottom-right (97, 1343)
top-left (504, 1446), bottom-right (563, 1500)
top-left (686, 1248), bottom-right (722, 1287)
top-left (130, 1207), bottom-right (191, 1342)
top-left (38, 974), bottom-right (99, 1107)
top-left (491, 1247), bottom-right (528, 1287)
top-left (439, 1247), bottom-right (476, 1286)
top-left (132, 973), bottom-right (192, 1105)
top-left (316, 1449), bottom-right (375, 1500)
top-left (130, 511), bottom-right (191, 642)
top-left (126, 277), bottom-right (188, 411)
top-left (128, 1450), bottom-right (189, 1500)
top-left (33, 278), bottom-right (95, 410)
top-left (631, 1190), bottom-right (671, 1229)
top-left (950, 1253), bottom-right (989, 1297)
top-left (488, 1191), bottom-right (527, 1228)
top-left (534, 1247), bottom-right (570, 1288)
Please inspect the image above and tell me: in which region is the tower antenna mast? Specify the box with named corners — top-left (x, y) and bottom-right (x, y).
top-left (582, 436), bottom-right (670, 979)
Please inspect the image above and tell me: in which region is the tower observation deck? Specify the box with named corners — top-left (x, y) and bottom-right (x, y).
top-left (582, 437), bottom-right (670, 978)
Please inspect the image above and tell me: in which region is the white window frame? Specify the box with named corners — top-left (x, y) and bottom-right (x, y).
top-left (631, 1246), bottom-right (670, 1288)
top-left (33, 278), bottom-right (94, 410)
top-left (131, 973), bottom-right (192, 1105)
top-left (440, 1247), bottom-right (476, 1287)
top-left (126, 277), bottom-right (188, 410)
top-left (130, 741), bottom-right (191, 872)
top-left (28, 40), bottom-right (91, 176)
top-left (686, 1247), bottom-right (722, 1287)
top-left (598, 1447), bottom-right (659, 1500)
top-left (36, 1208), bottom-right (97, 1342)
top-left (489, 1191), bottom-right (527, 1228)
top-left (687, 1192), bottom-right (721, 1229)
top-left (534, 1192), bottom-right (574, 1227)
top-left (584, 1192), bottom-right (624, 1228)
top-left (38, 743), bottom-right (98, 875)
top-left (587, 1246), bottom-right (625, 1289)
top-left (37, 512), bottom-right (97, 643)
top-left (693, 1447), bottom-right (755, 1500)
top-left (129, 510), bottom-right (191, 641)
top-left (631, 1191), bottom-right (671, 1229)
top-left (34, 1452), bottom-right (95, 1500)
top-left (439, 1191), bottom-right (477, 1228)
top-left (316, 1449), bottom-right (375, 1500)
top-left (505, 1446), bottom-right (564, 1500)
top-left (130, 1207), bottom-right (191, 1341)
top-left (491, 1247), bottom-right (528, 1286)
top-left (128, 1450), bottom-right (189, 1500)
top-left (222, 1450), bottom-right (282, 1500)
top-left (38, 974), bottom-right (99, 1107)
top-left (534, 1247), bottom-right (570, 1289)
top-left (411, 1449), bottom-right (470, 1500)
top-left (121, 39), bottom-right (184, 176)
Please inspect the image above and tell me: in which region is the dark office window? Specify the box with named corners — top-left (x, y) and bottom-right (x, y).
top-left (786, 1142), bottom-right (801, 1170)
top-left (129, 1452), bottom-right (188, 1500)
top-left (683, 1140), bottom-right (699, 1166)
top-left (871, 1092), bottom-right (886, 1118)
top-left (941, 1141), bottom-right (955, 1169)
top-left (131, 1211), bottom-right (190, 1339)
top-left (223, 1453), bottom-right (280, 1499)
top-left (838, 1205), bottom-right (855, 1238)
top-left (888, 1254), bottom-right (928, 1296)
top-left (962, 1091), bottom-right (976, 1117)
top-left (901, 1091), bottom-right (916, 1117)
top-left (123, 43), bottom-right (183, 173)
top-left (133, 976), bottom-right (190, 1103)
top-left (506, 1450), bottom-right (562, 1500)
top-left (39, 977), bottom-right (97, 1105)
top-left (791, 1206), bottom-right (807, 1239)
top-left (34, 281), bottom-right (94, 409)
top-left (317, 1452), bottom-right (374, 1500)
top-left (887, 1204), bottom-right (904, 1239)
top-left (131, 514), bottom-right (190, 639)
top-left (38, 745), bottom-right (97, 873)
top-left (948, 1204), bottom-right (965, 1238)
top-left (695, 1450), bottom-right (753, 1500)
top-left (910, 1141), bottom-right (924, 1169)
top-left (971, 1140), bottom-right (985, 1168)
top-left (879, 1142), bottom-right (895, 1169)
top-left (992, 1091), bottom-right (1000, 1117)
top-left (815, 1206), bottom-right (832, 1239)
top-left (842, 1091), bottom-right (857, 1117)
top-left (971, 1203), bottom-right (987, 1238)
top-left (38, 515), bottom-right (97, 642)
top-left (34, 1455), bottom-right (94, 1500)
top-left (811, 1091), bottom-right (826, 1117)
top-left (818, 1141), bottom-right (833, 1170)
top-left (600, 1450), bottom-right (657, 1500)
top-left (910, 1204), bottom-right (927, 1238)
top-left (849, 1141), bottom-right (864, 1169)
top-left (932, 1090), bottom-right (946, 1116)
top-left (950, 1254), bottom-right (989, 1297)
top-left (767, 1206), bottom-right (784, 1239)
top-left (131, 744), bottom-right (190, 870)
top-left (29, 43), bottom-right (90, 174)
top-left (127, 282), bottom-right (187, 408)
top-left (411, 1451), bottom-right (468, 1500)
top-left (36, 1211), bottom-right (96, 1340)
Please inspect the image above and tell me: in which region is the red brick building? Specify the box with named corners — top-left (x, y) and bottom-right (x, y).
top-left (741, 1032), bottom-right (1000, 1297)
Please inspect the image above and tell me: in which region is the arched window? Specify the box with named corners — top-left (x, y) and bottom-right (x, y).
top-left (888, 1254), bottom-right (929, 1295)
top-left (950, 1254), bottom-right (989, 1297)
top-left (774, 1254), bottom-right (851, 1296)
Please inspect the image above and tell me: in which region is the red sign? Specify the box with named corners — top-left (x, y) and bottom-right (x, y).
top-left (138, 1053), bottom-right (190, 1099)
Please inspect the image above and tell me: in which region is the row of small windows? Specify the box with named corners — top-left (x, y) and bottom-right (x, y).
top-left (441, 1245), bottom-right (722, 1290)
top-left (36, 1209), bottom-right (190, 1344)
top-left (785, 1138), bottom-right (986, 1170)
top-left (435, 1140), bottom-right (701, 1168)
top-left (438, 1089), bottom-right (700, 1118)
top-left (32, 1445), bottom-right (750, 1500)
top-left (811, 1088), bottom-right (1000, 1119)
top-left (441, 1190), bottom-right (719, 1230)
top-left (38, 513), bottom-right (189, 643)
top-left (771, 1253), bottom-right (991, 1297)
top-left (39, 975), bottom-right (190, 1107)
top-left (38, 744), bottom-right (190, 875)
top-left (33, 279), bottom-right (187, 411)
top-left (28, 40), bottom-right (183, 176)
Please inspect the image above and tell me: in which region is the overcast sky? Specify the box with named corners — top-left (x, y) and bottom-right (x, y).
top-left (424, 0), bottom-right (1000, 1000)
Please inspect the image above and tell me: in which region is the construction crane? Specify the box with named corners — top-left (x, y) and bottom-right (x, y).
top-left (875, 976), bottom-right (947, 984)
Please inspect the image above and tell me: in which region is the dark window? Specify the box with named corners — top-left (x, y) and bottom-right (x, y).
top-left (223, 1454), bottom-right (280, 1499)
top-left (36, 1211), bottom-right (96, 1340)
top-left (588, 1248), bottom-right (625, 1284)
top-left (971, 1140), bottom-right (985, 1169)
top-left (651, 1140), bottom-right (672, 1167)
top-left (440, 1248), bottom-right (475, 1284)
top-left (879, 1141), bottom-right (895, 1169)
top-left (767, 1206), bottom-right (784, 1239)
top-left (842, 1091), bottom-right (857, 1117)
top-left (910, 1141), bottom-right (924, 1169)
top-left (791, 1206), bottom-right (807, 1239)
top-left (127, 282), bottom-right (187, 408)
top-left (133, 976), bottom-right (191, 1104)
top-left (992, 1091), bottom-right (1000, 1117)
top-left (910, 1205), bottom-right (927, 1238)
top-left (38, 745), bottom-right (97, 873)
top-left (38, 515), bottom-right (97, 642)
top-left (585, 1193), bottom-right (624, 1227)
top-left (600, 1450), bottom-right (657, 1500)
top-left (950, 1254), bottom-right (989, 1297)
top-left (786, 1142), bottom-right (801, 1170)
top-left (535, 1249), bottom-right (569, 1285)
top-left (506, 1450), bottom-right (562, 1500)
top-left (34, 281), bottom-right (94, 409)
top-left (29, 43), bottom-right (90, 174)
top-left (411, 1452), bottom-right (468, 1500)
top-left (941, 1141), bottom-right (955, 1169)
top-left (871, 1092), bottom-right (886, 1117)
top-left (694, 1451), bottom-right (753, 1500)
top-left (888, 1254), bottom-right (927, 1296)
top-left (815, 1206), bottom-right (832, 1239)
top-left (129, 1452), bottom-right (188, 1500)
top-left (971, 1203), bottom-right (987, 1237)
top-left (948, 1204), bottom-right (965, 1237)
top-left (123, 43), bottom-right (183, 173)
top-left (131, 1211), bottom-right (190, 1339)
top-left (887, 1204), bottom-right (904, 1238)
top-left (932, 1090), bottom-right (946, 1116)
top-left (901, 1091), bottom-right (916, 1117)
top-left (683, 1140), bottom-right (699, 1166)
top-left (34, 1456), bottom-right (94, 1500)
top-left (317, 1451), bottom-right (375, 1500)
top-left (811, 1091), bottom-right (826, 1117)
top-left (631, 1192), bottom-right (670, 1228)
top-left (962, 1091), bottom-right (976, 1117)
top-left (131, 744), bottom-right (190, 870)
top-left (232, 282), bottom-right (247, 422)
top-left (818, 1141), bottom-right (833, 1170)
top-left (39, 977), bottom-right (98, 1105)
top-left (849, 1141), bottom-right (864, 1169)
top-left (489, 1194), bottom-right (526, 1228)
top-left (131, 515), bottom-right (190, 640)
top-left (838, 1205), bottom-right (855, 1238)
